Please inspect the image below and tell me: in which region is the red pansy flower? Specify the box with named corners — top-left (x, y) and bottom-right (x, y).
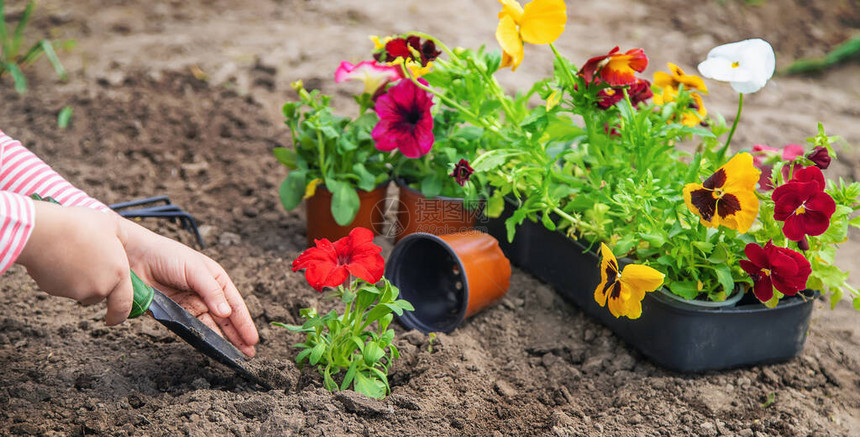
top-left (450, 159), bottom-right (474, 186)
top-left (374, 35), bottom-right (441, 66)
top-left (806, 146), bottom-right (831, 170)
top-left (291, 227), bottom-right (384, 291)
top-left (579, 46), bottom-right (648, 87)
top-left (372, 78), bottom-right (435, 158)
top-left (595, 78), bottom-right (652, 110)
top-left (739, 241), bottom-right (811, 302)
top-left (772, 166), bottom-right (836, 241)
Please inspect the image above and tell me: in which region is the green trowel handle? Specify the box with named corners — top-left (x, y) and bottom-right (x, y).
top-left (129, 270), bottom-right (155, 318)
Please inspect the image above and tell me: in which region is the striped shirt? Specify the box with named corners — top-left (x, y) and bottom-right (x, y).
top-left (0, 130), bottom-right (109, 274)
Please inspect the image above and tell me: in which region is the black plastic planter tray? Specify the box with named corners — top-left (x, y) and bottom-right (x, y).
top-left (487, 209), bottom-right (818, 373)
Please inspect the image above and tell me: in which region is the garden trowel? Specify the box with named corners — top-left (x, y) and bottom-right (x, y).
top-left (129, 271), bottom-right (270, 389)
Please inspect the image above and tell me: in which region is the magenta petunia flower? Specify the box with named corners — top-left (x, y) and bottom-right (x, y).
top-left (739, 241), bottom-right (811, 302)
top-left (371, 78), bottom-right (435, 158)
top-left (772, 166), bottom-right (835, 241)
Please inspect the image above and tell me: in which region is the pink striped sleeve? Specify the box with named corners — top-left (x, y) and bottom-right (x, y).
top-left (0, 191), bottom-right (35, 274)
top-left (0, 130), bottom-right (110, 212)
top-left (0, 129), bottom-right (111, 273)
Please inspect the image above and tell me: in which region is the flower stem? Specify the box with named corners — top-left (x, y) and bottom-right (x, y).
top-left (549, 43), bottom-right (578, 88)
top-left (316, 129), bottom-right (328, 180)
top-left (719, 92), bottom-right (744, 161)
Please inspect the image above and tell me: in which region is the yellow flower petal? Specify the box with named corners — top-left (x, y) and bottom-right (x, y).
top-left (652, 70), bottom-right (676, 90)
top-left (496, 14), bottom-right (524, 71)
top-left (720, 152), bottom-right (760, 193)
top-left (519, 0), bottom-right (567, 45)
top-left (718, 188), bottom-right (760, 233)
top-left (620, 264), bottom-right (665, 295)
top-left (498, 0), bottom-right (524, 21)
top-left (304, 178), bottom-right (322, 199)
top-left (593, 243), bottom-right (618, 308)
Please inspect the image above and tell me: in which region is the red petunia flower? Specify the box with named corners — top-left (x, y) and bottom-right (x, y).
top-left (579, 46), bottom-right (648, 87)
top-left (739, 241), bottom-right (811, 302)
top-left (372, 78), bottom-right (435, 158)
top-left (806, 146), bottom-right (831, 170)
top-left (291, 227), bottom-right (384, 291)
top-left (772, 166), bottom-right (836, 241)
top-left (450, 159), bottom-right (474, 186)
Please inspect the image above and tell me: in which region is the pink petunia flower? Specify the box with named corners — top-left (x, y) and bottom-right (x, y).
top-left (371, 78), bottom-right (435, 158)
top-left (751, 143), bottom-right (805, 190)
top-left (334, 61), bottom-right (401, 97)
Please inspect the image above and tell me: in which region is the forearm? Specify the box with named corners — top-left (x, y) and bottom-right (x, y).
top-left (0, 130), bottom-right (110, 212)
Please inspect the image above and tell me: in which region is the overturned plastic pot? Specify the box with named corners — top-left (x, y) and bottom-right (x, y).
top-left (386, 232), bottom-right (511, 333)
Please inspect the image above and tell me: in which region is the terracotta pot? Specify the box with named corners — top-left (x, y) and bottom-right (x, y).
top-left (385, 232), bottom-right (511, 333)
top-left (304, 181), bottom-right (389, 247)
top-left (394, 181), bottom-right (481, 242)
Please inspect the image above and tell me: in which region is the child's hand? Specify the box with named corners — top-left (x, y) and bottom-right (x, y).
top-left (119, 219), bottom-right (259, 357)
top-left (17, 202), bottom-right (134, 326)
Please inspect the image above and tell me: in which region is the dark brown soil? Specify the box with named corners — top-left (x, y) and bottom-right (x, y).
top-left (1, 1), bottom-right (859, 435)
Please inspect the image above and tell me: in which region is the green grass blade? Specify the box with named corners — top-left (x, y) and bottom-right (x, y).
top-left (57, 105), bottom-right (72, 129)
top-left (6, 62), bottom-right (26, 92)
top-left (11, 1), bottom-right (34, 57)
top-left (0, 0), bottom-right (9, 60)
top-left (19, 41), bottom-right (43, 65)
top-left (39, 40), bottom-right (66, 79)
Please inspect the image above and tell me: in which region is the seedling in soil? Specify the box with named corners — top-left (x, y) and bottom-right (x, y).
top-left (0, 0), bottom-right (69, 93)
top-left (277, 227), bottom-right (414, 399)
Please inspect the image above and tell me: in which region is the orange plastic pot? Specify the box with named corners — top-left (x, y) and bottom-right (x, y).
top-left (304, 181), bottom-right (389, 247)
top-left (394, 181), bottom-right (481, 242)
top-left (385, 231), bottom-right (511, 333)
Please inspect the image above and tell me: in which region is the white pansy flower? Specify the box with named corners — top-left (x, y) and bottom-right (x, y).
top-left (697, 39), bottom-right (775, 94)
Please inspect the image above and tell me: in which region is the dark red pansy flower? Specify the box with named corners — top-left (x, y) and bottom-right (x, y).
top-left (450, 159), bottom-right (475, 186)
top-left (579, 46), bottom-right (648, 87)
top-left (806, 146), bottom-right (831, 170)
top-left (772, 166), bottom-right (835, 241)
top-left (291, 227), bottom-right (384, 291)
top-left (372, 78), bottom-right (435, 158)
top-left (739, 241), bottom-right (811, 302)
top-left (374, 35), bottom-right (440, 66)
top-left (595, 78), bottom-right (652, 110)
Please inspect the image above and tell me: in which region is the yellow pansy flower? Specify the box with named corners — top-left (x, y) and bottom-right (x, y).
top-left (683, 152), bottom-right (761, 233)
top-left (594, 243), bottom-right (665, 319)
top-left (495, 0), bottom-right (567, 71)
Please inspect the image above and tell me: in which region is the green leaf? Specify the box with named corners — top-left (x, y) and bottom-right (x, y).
top-left (272, 147), bottom-right (297, 168)
top-left (363, 305), bottom-right (393, 326)
top-left (350, 336), bottom-right (365, 353)
top-left (420, 174), bottom-right (443, 198)
top-left (323, 368), bottom-right (338, 392)
top-left (309, 342), bottom-right (326, 365)
top-left (540, 213), bottom-right (556, 231)
top-left (853, 297), bottom-right (860, 311)
top-left (328, 179), bottom-right (360, 226)
top-left (340, 361), bottom-right (358, 391)
top-left (353, 371), bottom-right (385, 399)
top-left (486, 195), bottom-right (504, 218)
top-left (57, 105), bottom-right (72, 129)
top-left (668, 280), bottom-right (699, 300)
top-left (279, 171), bottom-right (306, 211)
top-left (761, 392), bottom-right (776, 408)
top-left (363, 342), bottom-right (385, 366)
top-left (6, 63), bottom-right (27, 93)
top-left (394, 299), bottom-right (414, 312)
top-left (296, 348), bottom-right (313, 365)
top-left (352, 163), bottom-right (377, 192)
top-left (12, 2), bottom-right (34, 56)
top-left (713, 264), bottom-right (735, 295)
top-left (38, 40), bottom-right (66, 79)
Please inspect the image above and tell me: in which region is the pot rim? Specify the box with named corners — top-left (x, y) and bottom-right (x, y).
top-left (395, 178), bottom-right (479, 203)
top-left (386, 232), bottom-right (469, 333)
top-left (313, 179), bottom-right (391, 195)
